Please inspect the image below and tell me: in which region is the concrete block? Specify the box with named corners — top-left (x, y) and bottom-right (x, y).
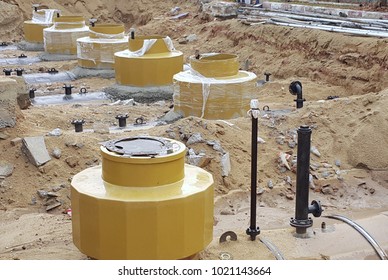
top-left (22, 136), bottom-right (51, 166)
top-left (8, 76), bottom-right (30, 110)
top-left (202, 1), bottom-right (239, 18)
top-left (0, 77), bottom-right (17, 128)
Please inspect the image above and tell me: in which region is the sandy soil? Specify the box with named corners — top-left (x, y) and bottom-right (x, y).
top-left (0, 0), bottom-right (388, 260)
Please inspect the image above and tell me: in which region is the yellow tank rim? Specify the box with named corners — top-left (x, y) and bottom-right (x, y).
top-left (190, 53), bottom-right (239, 77)
top-left (128, 35), bottom-right (170, 54)
top-left (100, 137), bottom-right (187, 187)
top-left (89, 24), bottom-right (125, 38)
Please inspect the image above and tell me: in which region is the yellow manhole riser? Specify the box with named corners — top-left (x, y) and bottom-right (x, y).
top-left (77, 24), bottom-right (128, 69)
top-left (114, 35), bottom-right (183, 87)
top-left (173, 53), bottom-right (258, 119)
top-left (71, 137), bottom-right (214, 260)
top-left (190, 53), bottom-right (240, 77)
top-left (44, 16), bottom-right (89, 55)
top-left (24, 21), bottom-right (52, 43)
top-left (173, 71), bottom-right (257, 120)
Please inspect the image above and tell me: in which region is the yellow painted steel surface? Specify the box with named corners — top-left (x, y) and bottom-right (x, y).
top-left (44, 15), bottom-right (89, 55)
top-left (173, 70), bottom-right (257, 119)
top-left (114, 35), bottom-right (183, 86)
top-left (77, 24), bottom-right (127, 69)
top-left (53, 16), bottom-right (85, 29)
top-left (101, 142), bottom-right (185, 187)
top-left (23, 21), bottom-right (52, 43)
top-left (128, 35), bottom-right (169, 54)
top-left (89, 24), bottom-right (125, 39)
top-left (71, 137), bottom-right (214, 260)
top-left (190, 54), bottom-right (239, 77)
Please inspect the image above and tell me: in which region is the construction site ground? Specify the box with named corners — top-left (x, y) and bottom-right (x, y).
top-left (0, 0), bottom-right (388, 260)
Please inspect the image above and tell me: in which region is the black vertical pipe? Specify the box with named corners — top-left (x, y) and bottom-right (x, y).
top-left (294, 125), bottom-right (312, 234)
top-left (29, 89), bottom-right (36, 99)
top-left (63, 85), bottom-right (73, 96)
top-left (246, 100), bottom-right (260, 241)
top-left (296, 92), bottom-right (304, 109)
top-left (250, 112), bottom-right (258, 229)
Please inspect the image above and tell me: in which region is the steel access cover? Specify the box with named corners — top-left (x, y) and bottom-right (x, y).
top-left (104, 137), bottom-right (175, 157)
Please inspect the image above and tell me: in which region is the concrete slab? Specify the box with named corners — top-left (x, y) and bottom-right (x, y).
top-left (0, 161), bottom-right (14, 177)
top-left (22, 136), bottom-right (51, 167)
top-left (203, 210), bottom-right (388, 260)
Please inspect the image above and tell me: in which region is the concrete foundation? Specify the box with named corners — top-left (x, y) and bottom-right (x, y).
top-left (103, 84), bottom-right (174, 103)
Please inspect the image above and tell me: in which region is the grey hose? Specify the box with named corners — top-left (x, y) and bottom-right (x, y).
top-left (259, 237), bottom-right (286, 260)
top-left (325, 214), bottom-right (388, 260)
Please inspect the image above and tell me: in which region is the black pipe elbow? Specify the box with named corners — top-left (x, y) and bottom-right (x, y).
top-left (308, 200), bottom-right (323, 218)
top-left (289, 81), bottom-right (305, 108)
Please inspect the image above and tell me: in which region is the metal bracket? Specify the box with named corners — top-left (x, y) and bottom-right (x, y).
top-left (219, 231), bottom-right (238, 243)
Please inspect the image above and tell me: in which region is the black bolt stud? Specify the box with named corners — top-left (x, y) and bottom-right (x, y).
top-left (71, 120), bottom-right (85, 133)
top-left (18, 53), bottom-right (27, 59)
top-left (289, 81), bottom-right (305, 109)
top-left (48, 68), bottom-right (58, 74)
top-left (3, 69), bottom-right (12, 76)
top-left (290, 125), bottom-right (323, 235)
top-left (89, 18), bottom-right (97, 27)
top-left (29, 88), bottom-right (36, 99)
top-left (116, 114), bottom-right (129, 128)
top-left (32, 4), bottom-right (40, 12)
top-left (264, 72), bottom-right (272, 82)
top-left (15, 68), bottom-right (24, 76)
top-left (130, 28), bottom-right (135, 39)
top-left (63, 84), bottom-right (74, 94)
top-left (246, 99), bottom-right (261, 241)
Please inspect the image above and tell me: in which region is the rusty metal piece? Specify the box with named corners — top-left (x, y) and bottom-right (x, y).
top-left (219, 231), bottom-right (238, 243)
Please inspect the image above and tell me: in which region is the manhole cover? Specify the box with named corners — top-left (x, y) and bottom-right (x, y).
top-left (104, 137), bottom-right (176, 157)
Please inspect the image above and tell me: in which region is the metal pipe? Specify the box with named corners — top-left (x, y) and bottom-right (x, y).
top-left (264, 72), bottom-right (271, 82)
top-left (3, 69), bottom-right (12, 76)
top-left (325, 214), bottom-right (388, 260)
top-left (290, 126), bottom-right (322, 234)
top-left (295, 125), bottom-right (311, 234)
top-left (246, 99), bottom-right (260, 241)
top-left (29, 88), bottom-right (36, 99)
top-left (71, 120), bottom-right (85, 133)
top-left (63, 84), bottom-right (74, 96)
top-left (116, 114), bottom-right (128, 128)
top-left (15, 68), bottom-right (24, 76)
top-left (289, 81), bottom-right (305, 109)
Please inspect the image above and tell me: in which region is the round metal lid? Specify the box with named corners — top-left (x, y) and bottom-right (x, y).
top-left (103, 137), bottom-right (178, 157)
